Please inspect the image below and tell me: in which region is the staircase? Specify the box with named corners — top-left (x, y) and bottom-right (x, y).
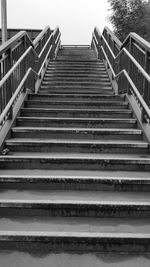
top-left (0, 45), bottom-right (150, 265)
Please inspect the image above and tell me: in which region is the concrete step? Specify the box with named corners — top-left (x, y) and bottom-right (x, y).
top-left (57, 54), bottom-right (97, 58)
top-left (42, 80), bottom-right (111, 85)
top-left (43, 77), bottom-right (110, 82)
top-left (1, 213), bottom-right (150, 234)
top-left (1, 231), bottom-right (150, 253)
top-left (6, 139), bottom-right (148, 154)
top-left (48, 61), bottom-right (103, 66)
top-left (11, 127), bottom-right (143, 140)
top-left (56, 57), bottom-right (98, 61)
top-left (24, 100), bottom-right (128, 109)
top-left (44, 73), bottom-right (109, 78)
top-left (21, 108), bottom-right (132, 118)
top-left (40, 84), bottom-right (113, 91)
top-left (45, 69), bottom-right (108, 75)
top-left (39, 88), bottom-right (114, 95)
top-left (16, 117), bottom-right (137, 129)
top-left (0, 153), bottom-right (150, 171)
top-left (1, 188), bottom-right (150, 202)
top-left (46, 66), bottom-right (107, 71)
top-left (28, 93), bottom-right (125, 101)
top-left (1, 189), bottom-right (150, 217)
top-left (58, 52), bottom-right (96, 56)
top-left (2, 215), bottom-right (150, 235)
top-left (1, 173), bottom-right (150, 191)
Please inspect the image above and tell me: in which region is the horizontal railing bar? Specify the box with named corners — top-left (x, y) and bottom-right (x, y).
top-left (55, 32), bottom-right (61, 45)
top-left (122, 32), bottom-right (150, 53)
top-left (133, 42), bottom-right (145, 55)
top-left (0, 31), bottom-right (33, 56)
top-left (92, 26), bottom-right (150, 126)
top-left (100, 31), bottom-right (150, 84)
top-left (101, 46), bottom-right (116, 78)
top-left (122, 48), bottom-right (150, 83)
top-left (38, 28), bottom-right (60, 76)
top-left (11, 40), bottom-right (23, 53)
top-left (103, 26), bottom-right (122, 48)
top-left (116, 69), bottom-right (150, 119)
top-left (101, 35), bottom-right (116, 59)
top-left (0, 46), bottom-right (33, 89)
top-left (39, 33), bottom-right (53, 58)
top-left (38, 46), bottom-right (52, 76)
top-left (33, 26), bottom-right (50, 47)
top-left (93, 33), bottom-right (98, 46)
top-left (0, 68), bottom-right (38, 125)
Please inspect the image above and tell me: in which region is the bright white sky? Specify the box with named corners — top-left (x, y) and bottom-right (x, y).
top-left (1, 0), bottom-right (111, 44)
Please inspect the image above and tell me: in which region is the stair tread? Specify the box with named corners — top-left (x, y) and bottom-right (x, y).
top-left (29, 93), bottom-right (124, 97)
top-left (25, 100), bottom-right (127, 104)
top-left (0, 169), bottom-right (150, 178)
top-left (22, 107), bottom-right (132, 113)
top-left (12, 126), bottom-right (142, 133)
top-left (1, 153), bottom-right (150, 159)
top-left (0, 189), bottom-right (150, 202)
top-left (1, 230), bottom-right (150, 239)
top-left (17, 117), bottom-right (136, 122)
top-left (0, 217), bottom-right (150, 234)
top-left (6, 139), bottom-right (147, 146)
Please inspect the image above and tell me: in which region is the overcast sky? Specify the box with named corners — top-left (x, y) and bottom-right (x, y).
top-left (1, 0), bottom-right (111, 44)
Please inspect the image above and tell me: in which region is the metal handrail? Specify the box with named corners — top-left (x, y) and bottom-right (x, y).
top-left (103, 26), bottom-right (122, 49)
top-left (0, 26), bottom-right (61, 127)
top-left (33, 26), bottom-right (50, 47)
top-left (0, 68), bottom-right (38, 125)
top-left (91, 26), bottom-right (150, 123)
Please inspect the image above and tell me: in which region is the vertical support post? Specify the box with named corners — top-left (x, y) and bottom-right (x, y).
top-left (142, 50), bottom-right (150, 122)
top-left (1, 0), bottom-right (7, 44)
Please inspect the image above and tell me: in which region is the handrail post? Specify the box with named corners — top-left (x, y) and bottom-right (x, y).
top-left (142, 50), bottom-right (150, 122)
top-left (127, 36), bottom-right (133, 94)
top-left (5, 48), bottom-right (13, 119)
top-left (98, 37), bottom-right (103, 60)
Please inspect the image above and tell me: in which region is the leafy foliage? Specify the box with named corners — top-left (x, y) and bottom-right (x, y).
top-left (108, 0), bottom-right (150, 42)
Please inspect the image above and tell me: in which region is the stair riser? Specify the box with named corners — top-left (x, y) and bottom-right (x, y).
top-left (48, 62), bottom-right (104, 65)
top-left (1, 179), bottom-right (150, 192)
top-left (56, 54), bottom-right (96, 56)
top-left (44, 74), bottom-right (109, 78)
top-left (39, 89), bottom-right (114, 95)
top-left (46, 68), bottom-right (107, 73)
top-left (1, 237), bottom-right (150, 252)
top-left (21, 110), bottom-right (132, 119)
top-left (56, 55), bottom-right (97, 57)
top-left (42, 81), bottom-right (111, 86)
top-left (24, 102), bottom-right (129, 110)
top-left (40, 86), bottom-right (112, 92)
top-left (7, 143), bottom-right (147, 154)
top-left (56, 59), bottom-right (97, 61)
top-left (12, 131), bottom-right (142, 141)
top-left (46, 69), bottom-right (107, 74)
top-left (16, 120), bottom-right (136, 129)
top-left (1, 203), bottom-right (150, 218)
top-left (45, 71), bottom-right (108, 76)
top-left (43, 78), bottom-right (110, 82)
top-left (28, 94), bottom-right (124, 101)
top-left (48, 61), bottom-right (105, 64)
top-left (0, 158), bottom-right (149, 171)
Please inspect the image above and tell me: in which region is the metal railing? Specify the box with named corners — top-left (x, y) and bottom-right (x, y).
top-left (91, 26), bottom-right (150, 124)
top-left (0, 26), bottom-right (61, 126)
top-left (0, 28), bottom-right (42, 44)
